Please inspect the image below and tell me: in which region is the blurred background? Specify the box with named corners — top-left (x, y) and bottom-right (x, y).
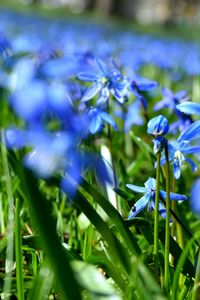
top-left (0, 0), bottom-right (200, 26)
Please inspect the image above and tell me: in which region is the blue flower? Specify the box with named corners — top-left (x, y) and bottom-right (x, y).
top-left (77, 57), bottom-right (129, 104)
top-left (130, 76), bottom-right (157, 110)
top-left (190, 179), bottom-right (200, 215)
top-left (176, 102), bottom-right (200, 116)
top-left (154, 87), bottom-right (189, 111)
top-left (115, 100), bottom-right (143, 133)
top-left (126, 177), bottom-right (187, 219)
top-left (160, 121), bottom-right (200, 179)
top-left (147, 115), bottom-right (169, 137)
top-left (87, 107), bottom-right (118, 134)
top-left (0, 33), bottom-right (12, 59)
top-left (154, 87), bottom-right (192, 133)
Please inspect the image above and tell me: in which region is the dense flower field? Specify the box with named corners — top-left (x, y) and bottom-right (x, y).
top-left (0, 9), bottom-right (200, 300)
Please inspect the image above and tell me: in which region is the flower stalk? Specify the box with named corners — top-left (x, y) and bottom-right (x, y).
top-left (154, 151), bottom-right (161, 273)
top-left (164, 141), bottom-right (171, 294)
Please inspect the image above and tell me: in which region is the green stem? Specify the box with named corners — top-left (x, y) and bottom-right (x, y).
top-left (164, 142), bottom-right (171, 294)
top-left (1, 130), bottom-right (14, 298)
top-left (192, 247), bottom-right (200, 300)
top-left (15, 198), bottom-right (24, 300)
top-left (154, 151), bottom-right (161, 273)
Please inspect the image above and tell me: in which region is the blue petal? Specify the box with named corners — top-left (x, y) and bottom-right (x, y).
top-left (99, 111), bottom-right (118, 130)
top-left (153, 99), bottom-right (168, 111)
top-left (144, 178), bottom-right (156, 190)
top-left (95, 57), bottom-right (109, 76)
top-left (136, 78), bottom-right (157, 91)
top-left (158, 202), bottom-right (167, 219)
top-left (182, 146), bottom-right (200, 154)
top-left (97, 87), bottom-right (110, 105)
top-left (90, 115), bottom-right (102, 134)
top-left (160, 156), bottom-right (167, 166)
top-left (11, 80), bottom-right (47, 120)
top-left (159, 190), bottom-right (187, 201)
top-left (178, 120), bottom-right (200, 143)
top-left (172, 162), bottom-right (181, 179)
top-left (76, 72), bottom-right (98, 82)
top-left (149, 201), bottom-right (167, 219)
top-left (128, 192), bottom-right (151, 219)
top-left (162, 87), bottom-right (174, 100)
top-left (5, 128), bottom-right (27, 149)
top-left (82, 83), bottom-right (102, 102)
top-left (175, 90), bottom-right (188, 100)
top-left (176, 102), bottom-right (200, 116)
top-left (191, 179), bottom-right (200, 215)
top-left (126, 184), bottom-right (148, 193)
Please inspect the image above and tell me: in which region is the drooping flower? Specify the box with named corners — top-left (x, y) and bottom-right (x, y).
top-left (147, 115), bottom-right (169, 137)
top-left (126, 177), bottom-right (187, 219)
top-left (87, 107), bottom-right (118, 134)
top-left (130, 76), bottom-right (157, 110)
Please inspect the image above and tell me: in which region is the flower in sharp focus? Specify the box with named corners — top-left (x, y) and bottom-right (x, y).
top-left (126, 177), bottom-right (187, 219)
top-left (147, 115), bottom-right (169, 137)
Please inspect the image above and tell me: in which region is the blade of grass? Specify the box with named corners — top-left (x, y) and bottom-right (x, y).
top-left (8, 151), bottom-right (82, 300)
top-left (1, 130), bottom-right (15, 298)
top-left (80, 177), bottom-right (141, 256)
top-left (172, 235), bottom-right (197, 300)
top-left (15, 197), bottom-right (24, 300)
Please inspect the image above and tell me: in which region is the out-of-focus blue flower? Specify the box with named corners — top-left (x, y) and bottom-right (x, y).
top-left (147, 115), bottom-right (169, 136)
top-left (24, 131), bottom-right (71, 178)
top-left (77, 57), bottom-right (129, 104)
top-left (5, 128), bottom-right (28, 149)
top-left (176, 102), bottom-right (200, 116)
top-left (126, 177), bottom-right (187, 219)
top-left (61, 151), bottom-right (113, 197)
top-left (153, 87), bottom-right (192, 133)
top-left (154, 87), bottom-right (189, 111)
top-left (161, 121), bottom-right (200, 179)
top-left (190, 179), bottom-right (200, 215)
top-left (87, 107), bottom-right (118, 134)
top-left (115, 100), bottom-right (143, 132)
top-left (0, 33), bottom-right (12, 59)
top-left (130, 76), bottom-right (157, 110)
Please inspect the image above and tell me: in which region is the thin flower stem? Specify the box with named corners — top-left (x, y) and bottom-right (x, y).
top-left (154, 151), bottom-right (161, 274)
top-left (171, 177), bottom-right (176, 238)
top-left (164, 142), bottom-right (171, 294)
top-left (170, 178), bottom-right (176, 265)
